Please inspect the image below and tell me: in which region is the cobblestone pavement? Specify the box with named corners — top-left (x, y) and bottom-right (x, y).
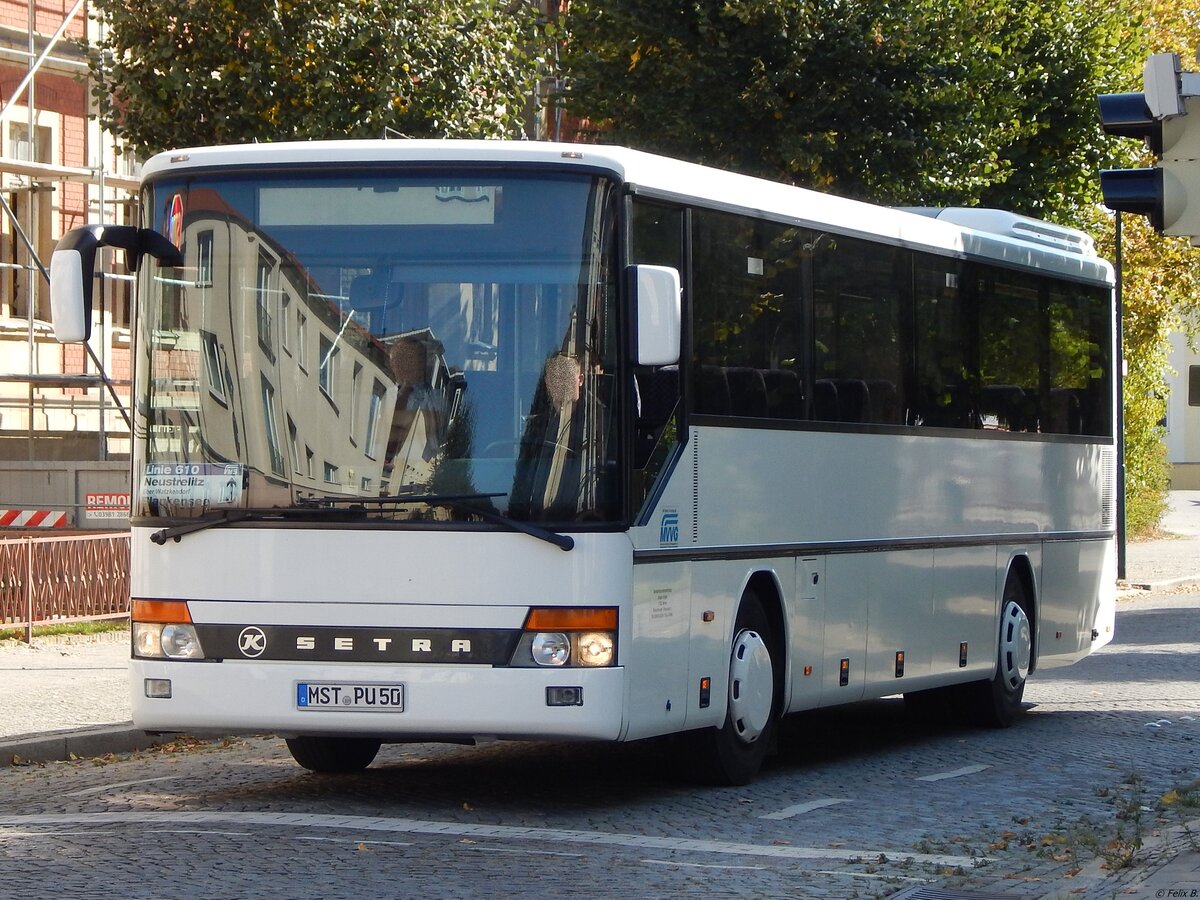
top-left (0, 590), bottom-right (1198, 899)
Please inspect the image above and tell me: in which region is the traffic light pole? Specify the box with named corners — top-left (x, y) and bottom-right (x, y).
top-left (1115, 212), bottom-right (1127, 581)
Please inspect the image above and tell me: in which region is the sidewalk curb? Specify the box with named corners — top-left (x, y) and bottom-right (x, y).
top-left (1038, 813), bottom-right (1200, 899)
top-left (1, 724), bottom-right (167, 765)
top-left (1118, 575), bottom-right (1200, 593)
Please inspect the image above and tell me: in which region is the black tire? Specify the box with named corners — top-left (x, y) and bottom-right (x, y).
top-left (285, 736), bottom-right (381, 773)
top-left (961, 573), bottom-right (1033, 728)
top-left (686, 591), bottom-right (779, 786)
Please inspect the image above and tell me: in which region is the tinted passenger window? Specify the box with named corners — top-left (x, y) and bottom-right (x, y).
top-left (977, 268), bottom-right (1042, 432)
top-left (1046, 282), bottom-right (1112, 436)
top-left (913, 256), bottom-right (974, 427)
top-left (690, 208), bottom-right (804, 419)
top-left (812, 235), bottom-right (905, 425)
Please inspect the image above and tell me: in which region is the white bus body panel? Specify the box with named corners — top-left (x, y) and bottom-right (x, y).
top-left (134, 528), bottom-right (633, 610)
top-left (1037, 536), bottom-right (1117, 668)
top-left (631, 426), bottom-right (1116, 714)
top-left (131, 529), bottom-right (635, 740)
top-left (133, 660), bottom-right (626, 741)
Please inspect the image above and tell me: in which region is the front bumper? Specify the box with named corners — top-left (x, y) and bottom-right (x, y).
top-left (131, 658), bottom-right (626, 742)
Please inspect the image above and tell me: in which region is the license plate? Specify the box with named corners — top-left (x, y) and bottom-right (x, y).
top-left (296, 682), bottom-right (405, 712)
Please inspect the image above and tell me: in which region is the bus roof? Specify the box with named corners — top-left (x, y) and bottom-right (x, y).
top-left (142, 139), bottom-right (1114, 286)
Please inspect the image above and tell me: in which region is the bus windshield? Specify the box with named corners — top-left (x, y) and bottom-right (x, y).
top-left (134, 169), bottom-right (621, 527)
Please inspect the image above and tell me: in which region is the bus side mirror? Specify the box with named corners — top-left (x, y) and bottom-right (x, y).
top-left (50, 226), bottom-right (104, 342)
top-left (49, 225), bottom-right (183, 343)
top-left (632, 264), bottom-right (681, 366)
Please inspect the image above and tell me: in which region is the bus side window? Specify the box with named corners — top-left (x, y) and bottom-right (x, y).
top-left (630, 201), bottom-right (685, 511)
top-left (690, 208), bottom-right (805, 421)
top-left (634, 365), bottom-right (680, 468)
top-left (811, 235), bottom-right (905, 426)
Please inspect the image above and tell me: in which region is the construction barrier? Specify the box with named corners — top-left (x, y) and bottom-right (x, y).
top-left (0, 531), bottom-right (130, 641)
top-left (0, 509), bottom-right (70, 528)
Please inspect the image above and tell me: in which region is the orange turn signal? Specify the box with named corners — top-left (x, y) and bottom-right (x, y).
top-left (132, 599), bottom-right (192, 624)
top-left (524, 607), bottom-right (617, 632)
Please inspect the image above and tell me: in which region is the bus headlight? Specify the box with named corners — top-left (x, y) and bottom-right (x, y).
top-left (575, 632), bottom-right (614, 667)
top-left (133, 623), bottom-right (205, 659)
top-left (161, 623), bottom-right (205, 659)
top-left (531, 632), bottom-right (571, 667)
top-left (511, 608), bottom-right (618, 668)
top-left (132, 599), bottom-right (205, 660)
top-left (133, 622), bottom-right (163, 658)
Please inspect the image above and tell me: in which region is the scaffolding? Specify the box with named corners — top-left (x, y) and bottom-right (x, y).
top-left (0, 0), bottom-right (138, 465)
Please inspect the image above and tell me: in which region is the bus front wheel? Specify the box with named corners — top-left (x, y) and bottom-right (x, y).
top-left (285, 736), bottom-right (382, 773)
top-left (686, 591), bottom-right (778, 785)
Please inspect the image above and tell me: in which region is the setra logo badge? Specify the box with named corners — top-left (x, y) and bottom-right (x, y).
top-left (237, 626), bottom-right (267, 658)
top-left (659, 509), bottom-right (680, 546)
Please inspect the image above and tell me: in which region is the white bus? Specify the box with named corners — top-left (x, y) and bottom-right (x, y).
top-left (50, 141), bottom-right (1116, 784)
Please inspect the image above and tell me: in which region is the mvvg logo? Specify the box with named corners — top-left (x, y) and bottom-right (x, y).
top-left (659, 510), bottom-right (680, 546)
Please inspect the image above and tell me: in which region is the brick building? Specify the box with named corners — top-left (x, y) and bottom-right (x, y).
top-left (0, 0), bottom-right (137, 467)
top-left (0, 0), bottom-right (136, 528)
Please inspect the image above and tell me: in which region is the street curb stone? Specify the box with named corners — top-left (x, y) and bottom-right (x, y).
top-left (0, 724), bottom-right (168, 765)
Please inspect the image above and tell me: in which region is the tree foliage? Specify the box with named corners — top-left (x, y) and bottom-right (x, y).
top-left (1101, 217), bottom-right (1197, 533)
top-left (561, 0), bottom-right (1141, 219)
top-left (1096, 1), bottom-right (1200, 534)
top-left (562, 0), bottom-right (1200, 535)
top-left (90, 0), bottom-right (547, 155)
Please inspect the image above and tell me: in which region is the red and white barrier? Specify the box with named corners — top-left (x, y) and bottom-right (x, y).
top-left (0, 509), bottom-right (70, 528)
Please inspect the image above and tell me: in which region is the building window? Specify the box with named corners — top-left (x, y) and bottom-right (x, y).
top-left (287, 416), bottom-right (299, 469)
top-left (196, 231), bottom-right (214, 286)
top-left (280, 292), bottom-right (292, 355)
top-left (260, 375), bottom-right (285, 475)
top-left (200, 330), bottom-right (227, 405)
top-left (350, 362), bottom-right (363, 444)
top-left (319, 334), bottom-right (337, 400)
top-left (365, 380), bottom-right (387, 459)
top-left (256, 252), bottom-right (275, 358)
top-left (297, 311), bottom-right (309, 372)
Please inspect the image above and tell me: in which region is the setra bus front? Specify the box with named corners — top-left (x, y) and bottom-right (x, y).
top-left (47, 141), bottom-right (681, 773)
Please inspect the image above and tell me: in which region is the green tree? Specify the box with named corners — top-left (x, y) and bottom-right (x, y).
top-left (563, 0), bottom-right (1200, 535)
top-left (560, 0), bottom-right (1141, 219)
top-left (1088, 215), bottom-right (1200, 536)
top-left (1095, 1), bottom-right (1200, 534)
top-left (90, 0), bottom-right (548, 155)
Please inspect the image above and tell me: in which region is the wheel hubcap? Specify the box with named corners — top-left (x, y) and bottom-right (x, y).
top-left (728, 628), bottom-right (773, 744)
top-left (998, 600), bottom-right (1031, 691)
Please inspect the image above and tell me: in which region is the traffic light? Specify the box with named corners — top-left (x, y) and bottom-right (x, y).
top-left (1099, 53), bottom-right (1200, 240)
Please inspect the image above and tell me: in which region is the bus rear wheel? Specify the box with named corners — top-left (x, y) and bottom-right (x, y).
top-left (285, 736), bottom-right (381, 773)
top-left (962, 574), bottom-right (1032, 727)
top-left (687, 591), bottom-right (778, 786)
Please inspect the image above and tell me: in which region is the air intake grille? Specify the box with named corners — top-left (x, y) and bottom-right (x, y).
top-left (1100, 446), bottom-right (1116, 529)
top-left (691, 432), bottom-right (700, 543)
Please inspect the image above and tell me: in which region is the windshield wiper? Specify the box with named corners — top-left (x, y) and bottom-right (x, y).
top-left (149, 505), bottom-right (368, 544)
top-left (299, 492), bottom-right (575, 551)
top-left (436, 497), bottom-right (575, 552)
top-left (150, 509), bottom-right (253, 544)
top-left (150, 493), bottom-right (575, 552)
